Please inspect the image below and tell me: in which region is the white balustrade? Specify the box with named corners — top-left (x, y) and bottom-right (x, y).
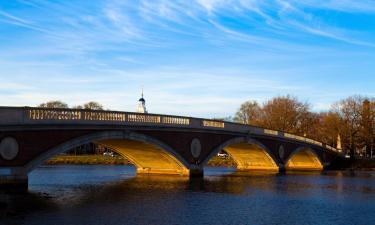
top-left (84, 111), bottom-right (126, 121)
top-left (127, 114), bottom-right (161, 123)
top-left (202, 120), bottom-right (225, 128)
top-left (162, 116), bottom-right (190, 125)
top-left (29, 109), bottom-right (81, 120)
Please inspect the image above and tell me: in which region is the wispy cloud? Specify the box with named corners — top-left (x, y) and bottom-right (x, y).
top-left (293, 0), bottom-right (375, 13)
top-left (0, 10), bottom-right (54, 35)
top-left (0, 0), bottom-right (374, 116)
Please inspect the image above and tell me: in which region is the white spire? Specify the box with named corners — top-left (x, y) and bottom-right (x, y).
top-left (136, 87), bottom-right (147, 113)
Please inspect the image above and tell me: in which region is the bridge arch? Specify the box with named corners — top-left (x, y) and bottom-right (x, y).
top-left (203, 137), bottom-right (279, 171)
top-left (24, 131), bottom-right (190, 176)
top-left (285, 147), bottom-right (323, 171)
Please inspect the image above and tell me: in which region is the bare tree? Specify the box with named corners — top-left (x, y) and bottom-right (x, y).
top-left (317, 112), bottom-right (342, 147)
top-left (38, 100), bottom-right (68, 108)
top-left (71, 102), bottom-right (104, 110)
top-left (299, 111), bottom-right (321, 138)
top-left (260, 95), bottom-right (310, 135)
top-left (83, 101), bottom-right (104, 110)
top-left (234, 95), bottom-right (374, 158)
top-left (234, 101), bottom-right (261, 125)
top-left (331, 96), bottom-right (371, 158)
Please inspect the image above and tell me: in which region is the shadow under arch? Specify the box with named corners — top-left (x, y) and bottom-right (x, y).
top-left (285, 147), bottom-right (323, 171)
top-left (203, 137), bottom-right (279, 171)
top-left (24, 131), bottom-right (190, 176)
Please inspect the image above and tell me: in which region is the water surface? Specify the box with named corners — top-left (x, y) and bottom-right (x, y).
top-left (1, 165), bottom-right (375, 225)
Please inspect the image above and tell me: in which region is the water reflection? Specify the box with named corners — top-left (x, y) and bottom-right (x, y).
top-left (2, 166), bottom-right (375, 225)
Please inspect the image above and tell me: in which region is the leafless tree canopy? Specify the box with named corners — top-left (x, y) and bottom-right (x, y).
top-left (39, 101), bottom-right (104, 111)
top-left (234, 95), bottom-right (375, 157)
top-left (233, 100), bottom-right (261, 125)
top-left (82, 101), bottom-right (104, 110)
top-left (38, 100), bottom-right (68, 109)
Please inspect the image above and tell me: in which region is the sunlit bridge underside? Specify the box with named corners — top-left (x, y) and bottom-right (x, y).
top-left (286, 149), bottom-right (323, 171)
top-left (96, 139), bottom-right (189, 176)
top-left (224, 143), bottom-right (279, 171)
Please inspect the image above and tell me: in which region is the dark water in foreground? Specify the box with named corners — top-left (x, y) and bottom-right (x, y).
top-left (1, 166), bottom-right (375, 225)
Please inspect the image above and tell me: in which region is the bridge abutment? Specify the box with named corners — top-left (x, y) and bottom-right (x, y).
top-left (0, 168), bottom-right (28, 190)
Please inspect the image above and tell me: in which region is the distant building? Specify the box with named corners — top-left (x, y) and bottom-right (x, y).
top-left (136, 89), bottom-right (148, 113)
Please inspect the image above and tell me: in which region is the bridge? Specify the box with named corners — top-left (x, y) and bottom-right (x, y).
top-left (0, 107), bottom-right (345, 188)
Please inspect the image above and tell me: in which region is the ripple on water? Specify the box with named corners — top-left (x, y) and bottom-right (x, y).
top-left (1, 165), bottom-right (375, 225)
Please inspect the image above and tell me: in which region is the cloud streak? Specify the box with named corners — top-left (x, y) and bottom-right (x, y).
top-left (0, 0), bottom-right (374, 117)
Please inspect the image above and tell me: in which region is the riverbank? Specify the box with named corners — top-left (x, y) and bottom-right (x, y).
top-left (206, 156), bottom-right (236, 167)
top-left (46, 155), bottom-right (131, 165)
top-left (349, 159), bottom-right (375, 170)
top-left (45, 155), bottom-right (236, 167)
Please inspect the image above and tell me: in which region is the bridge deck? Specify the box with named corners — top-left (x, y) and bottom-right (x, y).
top-left (0, 107), bottom-right (342, 155)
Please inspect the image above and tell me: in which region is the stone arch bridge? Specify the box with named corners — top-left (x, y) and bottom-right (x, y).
top-left (0, 107), bottom-right (344, 187)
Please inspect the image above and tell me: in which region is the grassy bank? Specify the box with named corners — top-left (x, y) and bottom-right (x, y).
top-left (46, 155), bottom-right (131, 165)
top-left (207, 156), bottom-right (236, 167)
top-left (45, 154), bottom-right (236, 167)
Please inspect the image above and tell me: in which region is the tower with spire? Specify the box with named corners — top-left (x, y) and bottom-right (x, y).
top-left (136, 88), bottom-right (148, 113)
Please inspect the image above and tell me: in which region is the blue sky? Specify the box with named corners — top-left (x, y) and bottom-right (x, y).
top-left (0, 0), bottom-right (374, 118)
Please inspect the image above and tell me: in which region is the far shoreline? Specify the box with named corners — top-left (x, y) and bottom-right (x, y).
top-left (45, 154), bottom-right (237, 167)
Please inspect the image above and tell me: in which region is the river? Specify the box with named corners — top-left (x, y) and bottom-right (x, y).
top-left (1, 165), bottom-right (375, 225)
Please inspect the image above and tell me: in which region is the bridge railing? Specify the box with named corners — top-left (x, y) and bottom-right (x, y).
top-left (0, 107), bottom-right (341, 153)
top-left (202, 120), bottom-right (225, 128)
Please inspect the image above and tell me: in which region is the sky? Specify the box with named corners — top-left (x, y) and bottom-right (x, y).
top-left (0, 0), bottom-right (374, 118)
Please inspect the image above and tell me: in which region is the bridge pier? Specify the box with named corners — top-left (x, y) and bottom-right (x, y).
top-left (189, 165), bottom-right (204, 178)
top-left (278, 164), bottom-right (286, 172)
